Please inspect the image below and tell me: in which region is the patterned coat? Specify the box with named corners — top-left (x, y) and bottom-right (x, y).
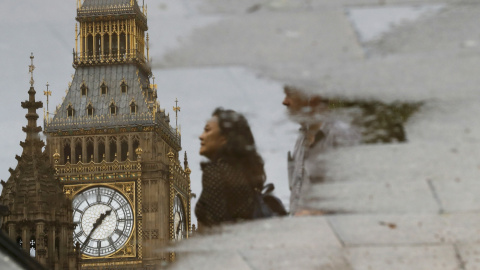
top-left (195, 159), bottom-right (256, 227)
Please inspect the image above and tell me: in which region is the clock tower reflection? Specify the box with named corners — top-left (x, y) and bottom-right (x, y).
top-left (42, 0), bottom-right (192, 268)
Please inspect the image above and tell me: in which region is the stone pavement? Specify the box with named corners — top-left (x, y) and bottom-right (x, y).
top-left (160, 0), bottom-right (480, 269)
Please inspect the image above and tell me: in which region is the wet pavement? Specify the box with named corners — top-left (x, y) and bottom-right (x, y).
top-left (0, 0), bottom-right (479, 269)
top-left (159, 0), bottom-right (480, 269)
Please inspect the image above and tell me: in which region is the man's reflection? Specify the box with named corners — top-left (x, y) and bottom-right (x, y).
top-left (282, 85), bottom-right (360, 215)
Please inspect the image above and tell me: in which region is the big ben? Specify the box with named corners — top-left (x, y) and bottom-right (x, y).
top-left (43, 0), bottom-right (192, 268)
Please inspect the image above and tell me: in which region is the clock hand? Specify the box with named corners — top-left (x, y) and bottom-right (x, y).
top-left (81, 209), bottom-right (113, 251)
top-left (92, 209), bottom-right (112, 229)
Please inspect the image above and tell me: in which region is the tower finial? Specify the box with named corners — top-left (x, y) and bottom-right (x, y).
top-left (75, 23), bottom-right (78, 55)
top-left (21, 54), bottom-right (43, 156)
top-left (28, 53), bottom-right (35, 87)
top-left (184, 152), bottom-right (189, 169)
top-left (173, 98), bottom-right (180, 136)
top-left (146, 33), bottom-right (150, 63)
top-left (44, 82), bottom-right (51, 123)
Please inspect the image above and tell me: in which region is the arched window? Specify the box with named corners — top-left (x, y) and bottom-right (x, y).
top-left (103, 34), bottom-right (110, 56)
top-left (29, 236), bottom-right (36, 257)
top-left (87, 104), bottom-right (94, 117)
top-left (132, 138), bottom-right (140, 161)
top-left (67, 105), bottom-right (75, 118)
top-left (75, 141), bottom-right (82, 163)
top-left (121, 139), bottom-right (128, 161)
top-left (109, 102), bottom-right (117, 116)
top-left (81, 83), bottom-right (88, 96)
top-left (111, 33), bottom-right (118, 55)
top-left (98, 139), bottom-right (106, 161)
top-left (120, 33), bottom-right (126, 56)
top-left (109, 138), bottom-right (117, 162)
top-left (130, 101), bottom-right (137, 114)
top-left (87, 35), bottom-right (94, 57)
top-left (100, 82), bottom-right (107, 95)
top-left (86, 138), bottom-right (94, 162)
top-left (63, 142), bottom-right (71, 164)
top-left (17, 237), bottom-right (23, 248)
top-left (121, 81), bottom-right (128, 93)
top-left (95, 34), bottom-right (101, 57)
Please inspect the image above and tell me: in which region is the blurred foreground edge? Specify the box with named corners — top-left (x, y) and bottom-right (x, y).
top-left (0, 230), bottom-right (47, 270)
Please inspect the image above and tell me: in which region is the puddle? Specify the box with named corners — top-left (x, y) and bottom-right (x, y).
top-left (154, 67), bottom-right (296, 218)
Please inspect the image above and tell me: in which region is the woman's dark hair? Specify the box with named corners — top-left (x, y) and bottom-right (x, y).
top-left (212, 108), bottom-right (266, 189)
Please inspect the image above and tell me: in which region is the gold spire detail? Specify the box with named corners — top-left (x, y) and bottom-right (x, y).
top-left (146, 33), bottom-right (150, 63)
top-left (44, 82), bottom-right (51, 123)
top-left (173, 98), bottom-right (181, 136)
top-left (28, 53), bottom-right (35, 87)
top-left (75, 23), bottom-right (78, 54)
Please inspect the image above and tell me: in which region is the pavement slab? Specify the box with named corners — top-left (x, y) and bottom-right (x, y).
top-left (197, 0), bottom-right (456, 15)
top-left (456, 243), bottom-right (480, 270)
top-left (168, 217), bottom-right (346, 269)
top-left (238, 247), bottom-right (351, 270)
top-left (431, 178), bottom-right (480, 213)
top-left (328, 213), bottom-right (480, 246)
top-left (169, 251), bottom-right (252, 270)
top-left (345, 245), bottom-right (461, 270)
top-left (161, 9), bottom-right (364, 68)
top-left (171, 217), bottom-right (342, 252)
top-left (365, 2), bottom-right (480, 57)
top-left (302, 180), bottom-right (439, 214)
top-left (264, 51), bottom-right (480, 102)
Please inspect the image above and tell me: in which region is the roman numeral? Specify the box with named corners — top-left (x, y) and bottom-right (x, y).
top-left (81, 194), bottom-right (90, 207)
top-left (117, 218), bottom-right (133, 223)
top-left (108, 237), bottom-right (115, 248)
top-left (116, 205), bottom-right (125, 211)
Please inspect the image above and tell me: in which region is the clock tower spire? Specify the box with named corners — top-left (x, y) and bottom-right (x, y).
top-left (43, 1), bottom-right (192, 268)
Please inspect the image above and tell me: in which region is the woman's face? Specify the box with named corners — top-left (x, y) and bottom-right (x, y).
top-left (199, 116), bottom-right (227, 160)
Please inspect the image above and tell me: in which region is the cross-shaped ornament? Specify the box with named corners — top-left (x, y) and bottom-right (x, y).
top-left (173, 98), bottom-right (181, 136)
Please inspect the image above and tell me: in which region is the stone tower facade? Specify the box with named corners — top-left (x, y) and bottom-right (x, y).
top-left (43, 0), bottom-right (192, 269)
top-left (0, 54), bottom-right (80, 270)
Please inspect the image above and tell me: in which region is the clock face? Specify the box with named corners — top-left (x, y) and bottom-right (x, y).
top-left (173, 195), bottom-right (186, 240)
top-left (72, 186), bottom-right (134, 257)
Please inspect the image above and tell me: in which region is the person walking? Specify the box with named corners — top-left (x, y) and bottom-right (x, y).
top-left (282, 85), bottom-right (360, 215)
